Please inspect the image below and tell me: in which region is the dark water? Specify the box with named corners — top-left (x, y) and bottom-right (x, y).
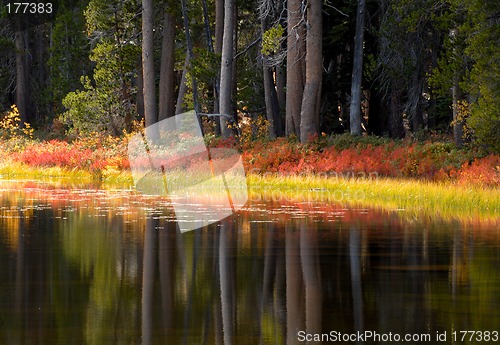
top-left (0, 181), bottom-right (499, 344)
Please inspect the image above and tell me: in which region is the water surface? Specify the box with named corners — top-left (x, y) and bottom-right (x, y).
top-left (0, 181), bottom-right (499, 344)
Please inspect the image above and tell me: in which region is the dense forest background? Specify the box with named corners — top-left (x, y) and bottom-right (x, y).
top-left (0, 0), bottom-right (499, 153)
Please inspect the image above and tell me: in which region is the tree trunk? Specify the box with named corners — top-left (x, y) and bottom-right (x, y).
top-left (368, 87), bottom-right (383, 135)
top-left (180, 0), bottom-right (199, 114)
top-left (219, 0), bottom-right (235, 138)
top-left (388, 81), bottom-right (404, 139)
top-left (159, 9), bottom-right (176, 121)
top-left (299, 0), bottom-right (322, 143)
top-left (34, 26), bottom-right (47, 121)
top-left (349, 0), bottom-right (366, 136)
top-left (286, 0), bottom-right (305, 137)
top-left (15, 25), bottom-right (28, 124)
top-left (202, 0), bottom-right (220, 133)
top-left (215, 0), bottom-right (224, 55)
top-left (276, 65), bottom-right (285, 114)
top-left (409, 62), bottom-right (425, 132)
top-left (213, 0), bottom-right (224, 135)
top-left (231, 2), bottom-right (238, 125)
top-left (136, 60), bottom-right (145, 120)
top-left (175, 54), bottom-right (190, 115)
top-left (142, 0), bottom-right (157, 129)
top-left (261, 8), bottom-right (283, 138)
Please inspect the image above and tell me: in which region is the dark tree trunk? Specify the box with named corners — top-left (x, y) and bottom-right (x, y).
top-left (180, 0), bottom-right (199, 114)
top-left (231, 2), bottom-right (238, 125)
top-left (349, 0), bottom-right (366, 136)
top-left (286, 0), bottom-right (306, 137)
top-left (213, 0), bottom-right (224, 136)
top-left (367, 87), bottom-right (384, 135)
top-left (299, 0), bottom-right (322, 143)
top-left (159, 9), bottom-right (176, 121)
top-left (219, 0), bottom-right (235, 138)
top-left (142, 0), bottom-right (157, 129)
top-left (388, 82), bottom-right (404, 139)
top-left (261, 8), bottom-right (283, 138)
top-left (15, 24), bottom-right (29, 124)
top-left (409, 62), bottom-right (425, 132)
top-left (276, 64), bottom-right (285, 114)
top-left (136, 61), bottom-right (145, 120)
top-left (175, 54), bottom-right (189, 115)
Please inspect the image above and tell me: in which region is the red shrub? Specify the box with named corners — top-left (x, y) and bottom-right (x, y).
top-left (18, 140), bottom-right (93, 169)
top-left (457, 155), bottom-right (500, 186)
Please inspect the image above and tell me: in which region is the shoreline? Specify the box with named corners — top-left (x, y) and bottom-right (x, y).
top-left (1, 162), bottom-right (498, 222)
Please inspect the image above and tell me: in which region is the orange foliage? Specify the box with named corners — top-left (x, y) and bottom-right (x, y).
top-left (5, 133), bottom-right (499, 187)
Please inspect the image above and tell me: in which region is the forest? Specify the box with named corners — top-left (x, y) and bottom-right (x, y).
top-left (0, 0), bottom-right (499, 167)
top-left (1, 2), bottom-right (499, 342)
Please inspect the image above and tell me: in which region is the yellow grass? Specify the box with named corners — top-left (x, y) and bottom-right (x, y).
top-left (0, 161), bottom-right (498, 221)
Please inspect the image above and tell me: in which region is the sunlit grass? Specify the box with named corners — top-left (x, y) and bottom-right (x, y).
top-left (0, 161), bottom-right (498, 221)
top-left (0, 161), bottom-right (92, 180)
top-left (247, 174), bottom-right (499, 221)
top-left (0, 161), bottom-right (134, 187)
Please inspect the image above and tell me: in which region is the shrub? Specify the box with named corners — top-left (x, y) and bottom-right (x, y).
top-left (457, 155), bottom-right (500, 186)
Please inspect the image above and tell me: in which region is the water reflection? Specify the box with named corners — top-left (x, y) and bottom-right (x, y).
top-left (0, 182), bottom-right (499, 344)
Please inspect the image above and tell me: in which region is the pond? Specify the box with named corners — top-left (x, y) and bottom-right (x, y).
top-left (0, 181), bottom-right (499, 344)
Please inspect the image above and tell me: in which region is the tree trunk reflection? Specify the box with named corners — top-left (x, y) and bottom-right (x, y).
top-left (286, 221), bottom-right (304, 345)
top-left (300, 221), bottom-right (322, 344)
top-left (219, 220), bottom-right (234, 345)
top-left (142, 218), bottom-right (157, 345)
top-left (349, 226), bottom-right (363, 343)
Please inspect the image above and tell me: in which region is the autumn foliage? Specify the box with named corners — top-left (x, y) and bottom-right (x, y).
top-left (13, 136), bottom-right (129, 173)
top-left (231, 136), bottom-right (499, 187)
top-left (0, 126), bottom-right (498, 186)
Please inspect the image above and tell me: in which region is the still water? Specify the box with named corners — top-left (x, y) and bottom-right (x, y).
top-left (0, 181), bottom-right (499, 344)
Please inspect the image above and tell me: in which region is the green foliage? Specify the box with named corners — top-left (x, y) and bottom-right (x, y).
top-left (62, 77), bottom-right (109, 133)
top-left (261, 24), bottom-right (284, 56)
top-left (191, 48), bottom-right (220, 82)
top-left (468, 98), bottom-right (500, 153)
top-left (189, 48), bottom-right (221, 111)
top-left (429, 0), bottom-right (500, 153)
top-left (62, 0), bottom-right (141, 134)
top-left (48, 3), bottom-right (91, 115)
top-left (326, 133), bottom-right (394, 150)
top-left (463, 0), bottom-right (500, 153)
